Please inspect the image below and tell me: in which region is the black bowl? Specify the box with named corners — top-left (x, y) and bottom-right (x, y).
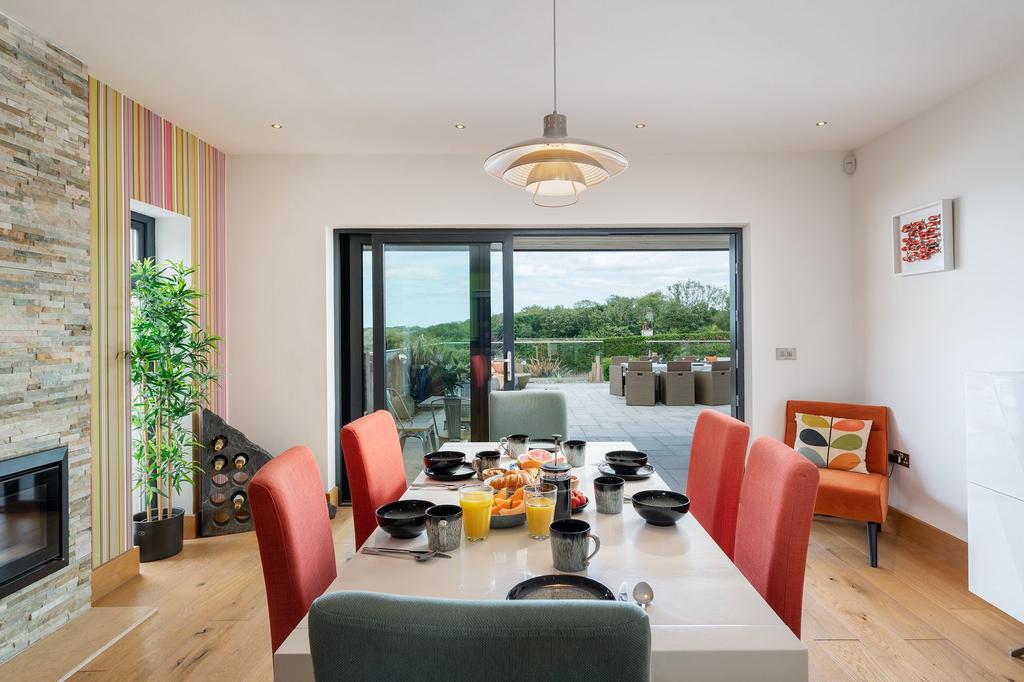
top-left (605, 450), bottom-right (649, 475)
top-left (423, 450), bottom-right (465, 472)
top-left (375, 499), bottom-right (434, 538)
top-left (631, 490), bottom-right (690, 526)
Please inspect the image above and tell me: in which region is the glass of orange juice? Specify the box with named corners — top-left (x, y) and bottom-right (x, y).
top-left (459, 484), bottom-right (494, 541)
top-left (524, 483), bottom-right (557, 540)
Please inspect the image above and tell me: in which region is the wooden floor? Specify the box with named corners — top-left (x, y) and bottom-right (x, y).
top-left (71, 510), bottom-right (1024, 681)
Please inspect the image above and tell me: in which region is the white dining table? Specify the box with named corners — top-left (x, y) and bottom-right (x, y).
top-left (274, 442), bottom-right (807, 681)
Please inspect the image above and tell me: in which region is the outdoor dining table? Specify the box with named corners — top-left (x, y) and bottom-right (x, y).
top-left (274, 442), bottom-right (807, 681)
top-left (618, 361), bottom-right (728, 373)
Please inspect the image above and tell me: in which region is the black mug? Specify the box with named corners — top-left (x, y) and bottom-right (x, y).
top-left (594, 475), bottom-right (625, 514)
top-left (425, 504), bottom-right (462, 553)
top-left (472, 450), bottom-right (501, 480)
top-left (550, 519), bottom-right (601, 572)
top-left (500, 434), bottom-right (530, 457)
top-left (561, 439), bottom-right (587, 467)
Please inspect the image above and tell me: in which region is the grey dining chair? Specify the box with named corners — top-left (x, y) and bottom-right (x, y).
top-left (308, 591), bottom-right (651, 682)
top-left (385, 387), bottom-right (439, 453)
top-left (488, 389), bottom-right (569, 440)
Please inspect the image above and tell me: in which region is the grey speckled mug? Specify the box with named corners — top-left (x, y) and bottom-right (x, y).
top-left (561, 439), bottom-right (587, 467)
top-left (425, 505), bottom-right (462, 553)
top-left (550, 519), bottom-right (601, 572)
top-left (594, 475), bottom-right (625, 514)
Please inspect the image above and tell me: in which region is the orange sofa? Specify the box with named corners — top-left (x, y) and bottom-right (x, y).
top-left (784, 400), bottom-right (890, 567)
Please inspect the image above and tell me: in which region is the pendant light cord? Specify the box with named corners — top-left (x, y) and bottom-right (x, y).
top-left (552, 0), bottom-right (558, 113)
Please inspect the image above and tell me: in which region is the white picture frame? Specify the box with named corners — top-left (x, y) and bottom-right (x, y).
top-left (892, 199), bottom-right (954, 276)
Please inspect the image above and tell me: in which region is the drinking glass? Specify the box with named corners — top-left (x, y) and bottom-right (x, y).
top-left (524, 483), bottom-right (557, 540)
top-left (459, 484), bottom-right (494, 541)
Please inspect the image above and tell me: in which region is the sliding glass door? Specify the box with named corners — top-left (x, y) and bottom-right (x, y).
top-left (337, 227), bottom-right (744, 498)
top-left (339, 233), bottom-right (513, 484)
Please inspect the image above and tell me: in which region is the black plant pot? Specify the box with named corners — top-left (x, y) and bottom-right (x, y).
top-left (133, 507), bottom-right (185, 562)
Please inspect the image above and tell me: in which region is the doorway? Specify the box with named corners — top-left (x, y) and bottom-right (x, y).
top-left (335, 228), bottom-right (743, 499)
top-left (338, 233), bottom-right (514, 484)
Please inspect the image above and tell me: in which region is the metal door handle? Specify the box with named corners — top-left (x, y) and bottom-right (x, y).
top-left (504, 351), bottom-right (513, 383)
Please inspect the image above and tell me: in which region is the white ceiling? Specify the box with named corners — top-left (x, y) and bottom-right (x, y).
top-left (5, 0), bottom-right (1024, 155)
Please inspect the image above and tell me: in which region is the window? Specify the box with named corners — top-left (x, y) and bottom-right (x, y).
top-left (130, 212), bottom-right (156, 263)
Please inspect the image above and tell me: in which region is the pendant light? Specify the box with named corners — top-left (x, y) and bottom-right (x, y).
top-left (484, 0), bottom-right (627, 207)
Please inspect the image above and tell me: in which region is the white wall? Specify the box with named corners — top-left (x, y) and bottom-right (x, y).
top-left (226, 151), bottom-right (860, 487)
top-left (852, 58), bottom-right (1024, 540)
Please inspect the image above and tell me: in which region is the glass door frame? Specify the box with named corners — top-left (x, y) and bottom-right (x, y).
top-left (335, 230), bottom-right (515, 501)
top-left (369, 232), bottom-right (514, 442)
top-left (335, 226), bottom-right (744, 500)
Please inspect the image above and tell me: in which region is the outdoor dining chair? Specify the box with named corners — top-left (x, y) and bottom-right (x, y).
top-left (385, 387), bottom-right (439, 453)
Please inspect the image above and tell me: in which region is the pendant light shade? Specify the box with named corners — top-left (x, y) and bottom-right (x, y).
top-left (485, 114), bottom-right (627, 207)
top-left (483, 2), bottom-right (627, 207)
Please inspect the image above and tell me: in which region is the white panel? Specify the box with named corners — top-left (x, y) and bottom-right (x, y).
top-left (966, 372), bottom-right (1024, 500)
top-left (513, 233), bottom-right (731, 251)
top-left (968, 483), bottom-right (1024, 622)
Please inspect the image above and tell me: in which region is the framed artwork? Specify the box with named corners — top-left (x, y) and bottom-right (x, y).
top-left (892, 199), bottom-right (954, 276)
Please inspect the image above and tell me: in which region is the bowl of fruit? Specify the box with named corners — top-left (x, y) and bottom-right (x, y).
top-left (570, 488), bottom-right (589, 514)
top-left (490, 487), bottom-right (527, 528)
top-left (516, 449), bottom-right (567, 471)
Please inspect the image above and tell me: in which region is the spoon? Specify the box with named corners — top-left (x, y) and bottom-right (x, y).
top-left (633, 581), bottom-right (654, 611)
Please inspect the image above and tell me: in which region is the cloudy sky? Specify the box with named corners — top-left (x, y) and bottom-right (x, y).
top-left (376, 249), bottom-right (730, 328)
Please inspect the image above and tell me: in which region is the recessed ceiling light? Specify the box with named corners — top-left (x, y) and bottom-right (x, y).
top-left (815, 121), bottom-right (829, 127)
top-left (270, 123), bottom-right (283, 129)
top-left (454, 123), bottom-right (466, 129)
top-left (634, 123), bottom-right (646, 129)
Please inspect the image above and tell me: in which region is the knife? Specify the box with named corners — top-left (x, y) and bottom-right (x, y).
top-left (362, 547), bottom-right (452, 559)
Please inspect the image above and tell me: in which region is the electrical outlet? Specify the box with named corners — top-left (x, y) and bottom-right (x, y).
top-left (775, 347), bottom-right (796, 361)
top-left (889, 450), bottom-right (911, 468)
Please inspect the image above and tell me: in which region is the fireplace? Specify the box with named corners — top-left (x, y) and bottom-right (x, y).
top-left (0, 447), bottom-right (69, 599)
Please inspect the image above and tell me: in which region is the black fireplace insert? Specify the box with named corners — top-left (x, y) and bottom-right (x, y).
top-left (0, 446), bottom-right (69, 599)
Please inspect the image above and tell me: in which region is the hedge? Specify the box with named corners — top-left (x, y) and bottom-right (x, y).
top-left (602, 334), bottom-right (730, 359)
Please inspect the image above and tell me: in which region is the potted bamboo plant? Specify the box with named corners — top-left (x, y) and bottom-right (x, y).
top-left (130, 259), bottom-right (220, 562)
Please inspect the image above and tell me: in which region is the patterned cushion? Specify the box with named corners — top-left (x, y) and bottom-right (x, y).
top-left (793, 413), bottom-right (872, 474)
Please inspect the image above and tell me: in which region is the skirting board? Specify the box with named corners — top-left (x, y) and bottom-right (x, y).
top-left (91, 547), bottom-right (140, 603)
top-left (0, 606), bottom-right (155, 681)
top-left (184, 514), bottom-right (198, 540)
top-left (884, 506), bottom-right (967, 577)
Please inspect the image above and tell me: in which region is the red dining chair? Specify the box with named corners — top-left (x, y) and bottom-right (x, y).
top-left (249, 445), bottom-right (337, 652)
top-left (340, 410), bottom-right (409, 548)
top-left (733, 437), bottom-right (820, 638)
top-left (686, 409), bottom-right (750, 559)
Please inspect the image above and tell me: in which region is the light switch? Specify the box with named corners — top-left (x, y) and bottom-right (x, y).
top-left (776, 347), bottom-right (796, 361)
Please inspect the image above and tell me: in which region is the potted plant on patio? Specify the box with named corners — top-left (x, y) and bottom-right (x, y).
top-left (130, 259), bottom-right (220, 562)
top-left (430, 350), bottom-right (469, 441)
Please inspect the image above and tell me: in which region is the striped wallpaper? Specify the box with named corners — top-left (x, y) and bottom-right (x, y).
top-left (89, 78), bottom-right (227, 567)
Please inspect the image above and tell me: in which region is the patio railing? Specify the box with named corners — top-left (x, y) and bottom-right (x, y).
top-left (374, 336), bottom-right (732, 390)
top-left (516, 337), bottom-right (731, 381)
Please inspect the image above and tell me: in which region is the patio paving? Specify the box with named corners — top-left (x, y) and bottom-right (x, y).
top-left (393, 381), bottom-right (731, 492)
top-left (525, 382), bottom-right (730, 492)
